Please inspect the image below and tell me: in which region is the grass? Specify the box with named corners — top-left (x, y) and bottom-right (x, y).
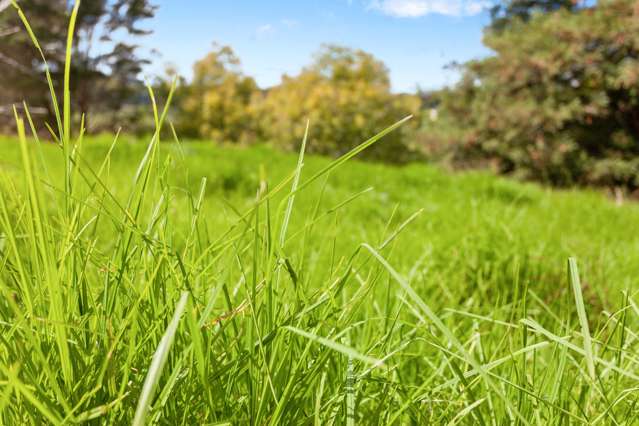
top-left (1, 1), bottom-right (638, 423)
top-left (1, 134), bottom-right (638, 424)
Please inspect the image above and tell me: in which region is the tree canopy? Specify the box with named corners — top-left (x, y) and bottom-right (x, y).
top-left (489, 0), bottom-right (582, 31)
top-left (175, 44), bottom-right (421, 160)
top-left (177, 44), bottom-right (259, 143)
top-left (440, 0), bottom-right (639, 188)
top-left (0, 0), bottom-right (156, 130)
top-left (256, 45), bottom-right (420, 160)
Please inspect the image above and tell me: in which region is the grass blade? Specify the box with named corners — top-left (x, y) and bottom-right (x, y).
top-left (568, 257), bottom-right (596, 380)
top-left (132, 292), bottom-right (189, 426)
top-left (283, 326), bottom-right (383, 366)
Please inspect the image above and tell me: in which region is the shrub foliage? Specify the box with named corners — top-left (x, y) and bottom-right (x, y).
top-left (440, 0), bottom-right (639, 188)
top-left (175, 44), bottom-right (421, 161)
top-left (256, 45), bottom-right (420, 160)
top-left (177, 44), bottom-right (260, 143)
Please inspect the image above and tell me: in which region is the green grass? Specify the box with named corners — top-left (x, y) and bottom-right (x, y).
top-left (0, 133), bottom-right (638, 424)
top-left (1, 1), bottom-right (638, 422)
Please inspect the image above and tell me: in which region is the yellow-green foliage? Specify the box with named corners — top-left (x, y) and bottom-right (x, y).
top-left (176, 44), bottom-right (421, 160)
top-left (178, 44), bottom-right (260, 143)
top-left (257, 45), bottom-right (421, 160)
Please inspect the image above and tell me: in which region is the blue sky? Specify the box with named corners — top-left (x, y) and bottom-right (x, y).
top-left (142, 0), bottom-right (494, 93)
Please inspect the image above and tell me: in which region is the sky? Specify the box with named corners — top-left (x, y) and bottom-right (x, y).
top-left (141, 0), bottom-right (495, 93)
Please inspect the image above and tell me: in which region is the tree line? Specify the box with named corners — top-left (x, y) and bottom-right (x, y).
top-left (2, 0), bottom-right (638, 189)
top-left (165, 43), bottom-right (421, 160)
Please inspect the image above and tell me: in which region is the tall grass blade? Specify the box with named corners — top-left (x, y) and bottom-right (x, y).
top-left (64, 0), bottom-right (80, 145)
top-left (279, 120), bottom-right (309, 248)
top-left (132, 292), bottom-right (189, 426)
top-left (283, 326), bottom-right (383, 366)
top-left (568, 257), bottom-right (596, 380)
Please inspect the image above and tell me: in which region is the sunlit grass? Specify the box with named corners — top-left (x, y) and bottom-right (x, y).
top-left (0, 1), bottom-right (638, 424)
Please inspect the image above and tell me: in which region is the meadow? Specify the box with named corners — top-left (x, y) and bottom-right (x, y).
top-left (1, 0), bottom-right (638, 423)
top-left (0, 127), bottom-right (638, 424)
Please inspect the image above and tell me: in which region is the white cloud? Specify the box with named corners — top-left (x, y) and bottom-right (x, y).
top-left (255, 24), bottom-right (275, 39)
top-left (369, 0), bottom-right (491, 18)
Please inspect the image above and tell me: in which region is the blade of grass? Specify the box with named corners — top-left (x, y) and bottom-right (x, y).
top-left (568, 257), bottom-right (596, 381)
top-left (279, 119), bottom-right (309, 248)
top-left (132, 292), bottom-right (189, 426)
top-left (283, 326), bottom-right (383, 366)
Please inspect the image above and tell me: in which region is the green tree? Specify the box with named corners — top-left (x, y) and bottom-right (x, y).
top-left (258, 45), bottom-right (420, 160)
top-left (177, 44), bottom-right (259, 143)
top-left (489, 0), bottom-right (582, 31)
top-left (441, 0), bottom-right (639, 188)
top-left (0, 0), bottom-right (156, 131)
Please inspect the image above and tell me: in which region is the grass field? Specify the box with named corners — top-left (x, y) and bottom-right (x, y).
top-left (2, 1), bottom-right (638, 423)
top-left (0, 129), bottom-right (638, 424)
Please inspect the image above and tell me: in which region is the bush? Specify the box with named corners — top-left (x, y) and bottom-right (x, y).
top-left (177, 44), bottom-right (260, 143)
top-left (257, 45), bottom-right (421, 161)
top-left (437, 0), bottom-right (639, 188)
top-left (172, 44), bottom-right (421, 162)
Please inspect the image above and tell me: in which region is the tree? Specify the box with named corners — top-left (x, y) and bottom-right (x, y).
top-left (0, 0), bottom-right (156, 131)
top-left (441, 0), bottom-right (639, 188)
top-left (257, 45), bottom-right (421, 160)
top-left (177, 44), bottom-right (260, 142)
top-left (489, 0), bottom-right (581, 31)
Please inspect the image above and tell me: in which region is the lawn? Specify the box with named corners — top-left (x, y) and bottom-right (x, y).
top-left (0, 133), bottom-right (638, 424)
